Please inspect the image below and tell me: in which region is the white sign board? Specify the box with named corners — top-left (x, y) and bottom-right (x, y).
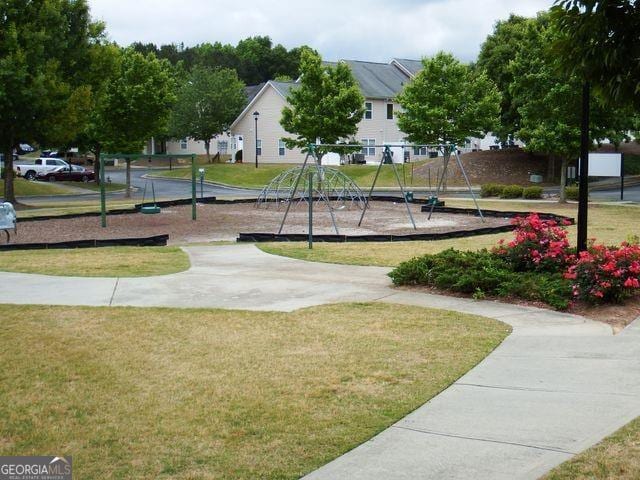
top-left (588, 153), bottom-right (622, 177)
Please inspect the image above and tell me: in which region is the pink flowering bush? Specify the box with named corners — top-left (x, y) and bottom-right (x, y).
top-left (565, 242), bottom-right (640, 303)
top-left (494, 213), bottom-right (574, 271)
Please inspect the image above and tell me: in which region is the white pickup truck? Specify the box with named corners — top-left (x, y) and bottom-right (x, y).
top-left (14, 157), bottom-right (70, 180)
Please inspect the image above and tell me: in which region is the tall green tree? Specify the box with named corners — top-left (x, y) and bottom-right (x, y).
top-left (552, 0), bottom-right (640, 108)
top-left (509, 13), bottom-right (635, 202)
top-left (79, 48), bottom-right (176, 189)
top-left (477, 15), bottom-right (536, 143)
top-left (169, 67), bottom-right (246, 163)
top-left (280, 49), bottom-right (365, 161)
top-left (0, 0), bottom-right (102, 203)
top-left (397, 52), bottom-right (500, 147)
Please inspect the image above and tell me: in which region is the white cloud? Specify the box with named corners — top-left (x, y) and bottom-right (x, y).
top-left (89, 0), bottom-right (553, 62)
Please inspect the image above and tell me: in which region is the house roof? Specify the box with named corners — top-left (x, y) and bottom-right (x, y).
top-left (231, 59), bottom-right (421, 129)
top-left (270, 81), bottom-right (297, 98)
top-left (392, 58), bottom-right (423, 77)
top-left (245, 83), bottom-right (266, 103)
top-left (342, 60), bottom-right (412, 99)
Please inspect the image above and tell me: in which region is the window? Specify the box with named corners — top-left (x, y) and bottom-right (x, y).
top-left (217, 140), bottom-right (228, 155)
top-left (46, 159), bottom-right (57, 166)
top-left (256, 139), bottom-right (262, 156)
top-left (364, 102), bottom-right (372, 119)
top-left (413, 146), bottom-right (427, 156)
top-left (180, 138), bottom-right (188, 150)
top-left (387, 103), bottom-right (394, 119)
top-left (278, 140), bottom-right (286, 156)
top-left (361, 139), bottom-right (376, 156)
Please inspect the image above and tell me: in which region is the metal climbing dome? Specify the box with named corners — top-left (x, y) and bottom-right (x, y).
top-left (256, 164), bottom-right (367, 211)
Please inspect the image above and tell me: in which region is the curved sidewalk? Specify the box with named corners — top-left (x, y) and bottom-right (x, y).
top-left (0, 244), bottom-right (638, 479)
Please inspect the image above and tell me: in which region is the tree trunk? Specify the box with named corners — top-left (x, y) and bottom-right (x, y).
top-left (204, 139), bottom-right (211, 164)
top-left (558, 157), bottom-right (569, 203)
top-left (3, 142), bottom-right (16, 204)
top-left (547, 156), bottom-right (556, 182)
top-left (125, 158), bottom-right (131, 198)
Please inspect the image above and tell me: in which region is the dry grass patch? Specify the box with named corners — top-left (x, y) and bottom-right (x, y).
top-left (259, 200), bottom-right (640, 267)
top-left (543, 416), bottom-right (640, 480)
top-left (0, 246), bottom-right (190, 277)
top-left (0, 303), bottom-right (509, 479)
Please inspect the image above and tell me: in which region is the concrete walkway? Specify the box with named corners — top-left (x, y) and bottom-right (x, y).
top-left (1, 244), bottom-right (639, 479)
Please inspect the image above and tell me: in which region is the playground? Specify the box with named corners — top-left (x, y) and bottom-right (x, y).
top-left (9, 201), bottom-right (509, 245)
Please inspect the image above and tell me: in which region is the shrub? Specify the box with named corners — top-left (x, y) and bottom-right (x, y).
top-left (389, 248), bottom-right (572, 309)
top-left (523, 186), bottom-right (543, 199)
top-left (499, 185), bottom-right (524, 199)
top-left (480, 183), bottom-right (504, 198)
top-left (565, 242), bottom-right (640, 303)
top-left (494, 213), bottom-right (574, 271)
top-left (565, 186), bottom-right (580, 201)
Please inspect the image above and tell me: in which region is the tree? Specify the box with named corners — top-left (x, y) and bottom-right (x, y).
top-left (477, 15), bottom-right (536, 142)
top-left (552, 0), bottom-right (640, 108)
top-left (397, 52), bottom-right (500, 147)
top-left (169, 67), bottom-right (246, 163)
top-left (0, 0), bottom-right (102, 203)
top-left (79, 48), bottom-right (176, 190)
top-left (509, 13), bottom-right (635, 202)
top-left (280, 49), bottom-right (365, 161)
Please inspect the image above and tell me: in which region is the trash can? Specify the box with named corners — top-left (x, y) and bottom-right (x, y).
top-left (405, 191), bottom-right (414, 202)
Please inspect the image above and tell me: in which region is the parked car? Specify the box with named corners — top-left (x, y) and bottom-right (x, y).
top-left (14, 157), bottom-right (70, 180)
top-left (37, 164), bottom-right (95, 182)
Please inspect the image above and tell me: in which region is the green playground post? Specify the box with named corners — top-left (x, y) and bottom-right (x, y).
top-left (100, 155), bottom-right (106, 227)
top-left (191, 154), bottom-right (197, 220)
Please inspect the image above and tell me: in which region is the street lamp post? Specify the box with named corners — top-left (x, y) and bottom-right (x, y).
top-left (253, 111), bottom-right (260, 169)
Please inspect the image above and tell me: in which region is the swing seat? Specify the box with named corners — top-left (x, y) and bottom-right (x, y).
top-left (140, 205), bottom-right (161, 214)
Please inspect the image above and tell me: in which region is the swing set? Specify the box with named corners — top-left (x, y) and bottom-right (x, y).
top-left (276, 143), bottom-right (484, 235)
top-left (99, 153), bottom-right (198, 227)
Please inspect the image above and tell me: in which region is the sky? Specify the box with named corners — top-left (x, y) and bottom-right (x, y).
top-left (88, 0), bottom-right (554, 62)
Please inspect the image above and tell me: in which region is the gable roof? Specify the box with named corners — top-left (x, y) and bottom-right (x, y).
top-left (342, 60), bottom-right (411, 99)
top-left (245, 83), bottom-right (266, 103)
top-left (391, 58), bottom-right (423, 77)
top-left (230, 80), bottom-right (296, 130)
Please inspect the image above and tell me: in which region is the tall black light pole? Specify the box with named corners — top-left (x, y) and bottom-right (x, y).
top-left (253, 111), bottom-right (260, 169)
top-left (577, 82), bottom-right (590, 253)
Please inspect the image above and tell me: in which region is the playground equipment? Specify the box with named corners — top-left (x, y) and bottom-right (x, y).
top-left (99, 153), bottom-right (197, 227)
top-left (270, 143), bottom-right (484, 236)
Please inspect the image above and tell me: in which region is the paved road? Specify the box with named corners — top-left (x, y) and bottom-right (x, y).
top-left (10, 168), bottom-right (259, 205)
top-left (1, 244), bottom-right (638, 479)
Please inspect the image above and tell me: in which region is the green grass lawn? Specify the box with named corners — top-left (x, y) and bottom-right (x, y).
top-left (543, 416), bottom-right (640, 479)
top-left (1, 178), bottom-right (74, 196)
top-left (259, 200), bottom-right (640, 267)
top-left (0, 303), bottom-right (509, 479)
top-left (0, 246), bottom-right (190, 277)
top-left (157, 162), bottom-right (425, 189)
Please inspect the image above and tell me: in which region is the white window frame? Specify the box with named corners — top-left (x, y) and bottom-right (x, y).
top-left (278, 140), bottom-right (286, 156)
top-left (361, 139), bottom-right (376, 156)
top-left (180, 138), bottom-right (188, 150)
top-left (217, 140), bottom-right (228, 155)
top-left (364, 102), bottom-right (373, 120)
top-left (256, 139), bottom-right (262, 156)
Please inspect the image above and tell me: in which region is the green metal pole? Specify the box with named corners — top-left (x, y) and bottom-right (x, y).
top-left (308, 171), bottom-right (313, 250)
top-left (191, 154), bottom-right (197, 220)
top-left (100, 155), bottom-right (106, 228)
